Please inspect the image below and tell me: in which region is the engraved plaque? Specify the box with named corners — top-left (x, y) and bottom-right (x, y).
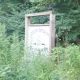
top-left (28, 26), bottom-right (50, 54)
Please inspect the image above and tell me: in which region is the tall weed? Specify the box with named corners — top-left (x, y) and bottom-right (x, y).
top-left (0, 23), bottom-right (80, 80)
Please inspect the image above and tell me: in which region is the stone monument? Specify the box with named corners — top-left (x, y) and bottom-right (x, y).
top-left (25, 11), bottom-right (55, 55)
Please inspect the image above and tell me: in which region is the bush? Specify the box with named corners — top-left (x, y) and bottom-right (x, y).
top-left (0, 23), bottom-right (24, 80)
top-left (20, 45), bottom-right (80, 80)
top-left (0, 23), bottom-right (80, 80)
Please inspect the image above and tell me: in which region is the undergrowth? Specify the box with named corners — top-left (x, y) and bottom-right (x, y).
top-left (0, 23), bottom-right (80, 80)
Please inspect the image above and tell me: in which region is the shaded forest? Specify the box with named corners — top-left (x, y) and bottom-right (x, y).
top-left (0, 0), bottom-right (80, 80)
top-left (0, 0), bottom-right (80, 45)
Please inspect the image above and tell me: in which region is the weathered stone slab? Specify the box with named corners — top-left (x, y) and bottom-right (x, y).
top-left (25, 11), bottom-right (55, 55)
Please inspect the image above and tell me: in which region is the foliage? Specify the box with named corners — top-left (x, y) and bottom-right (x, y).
top-left (51, 45), bottom-right (80, 80)
top-left (0, 0), bottom-right (80, 80)
top-left (0, 0), bottom-right (33, 39)
top-left (33, 0), bottom-right (80, 44)
top-left (0, 23), bottom-right (80, 80)
top-left (0, 23), bottom-right (24, 80)
top-left (20, 45), bottom-right (80, 80)
top-left (5, 45), bottom-right (79, 80)
top-left (0, 0), bottom-right (80, 44)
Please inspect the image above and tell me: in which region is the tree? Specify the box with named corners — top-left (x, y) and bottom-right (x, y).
top-left (31, 0), bottom-right (80, 45)
top-left (0, 0), bottom-right (80, 45)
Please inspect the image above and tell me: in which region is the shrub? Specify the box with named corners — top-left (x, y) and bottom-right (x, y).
top-left (0, 23), bottom-right (80, 80)
top-left (22, 45), bottom-right (80, 80)
top-left (0, 23), bottom-right (24, 80)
